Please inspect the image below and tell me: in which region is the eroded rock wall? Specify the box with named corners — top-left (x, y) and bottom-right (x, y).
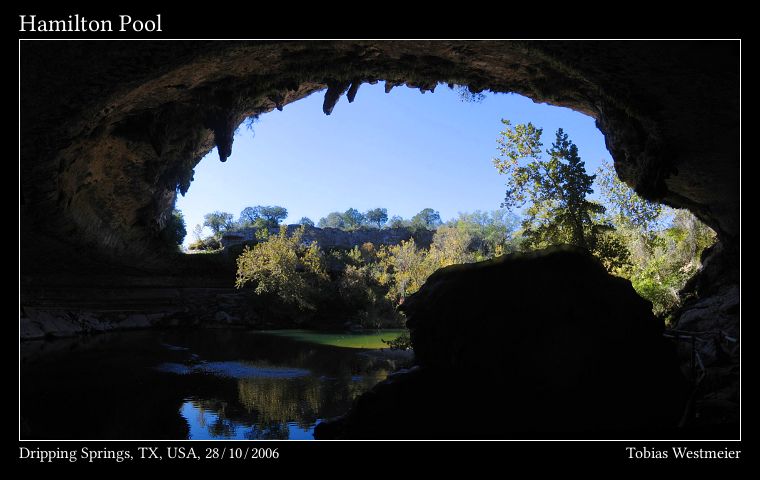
top-left (220, 225), bottom-right (434, 250)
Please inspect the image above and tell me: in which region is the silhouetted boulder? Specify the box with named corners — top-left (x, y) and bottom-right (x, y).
top-left (316, 246), bottom-right (688, 439)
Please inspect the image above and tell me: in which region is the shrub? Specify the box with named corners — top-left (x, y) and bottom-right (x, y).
top-left (235, 226), bottom-right (327, 311)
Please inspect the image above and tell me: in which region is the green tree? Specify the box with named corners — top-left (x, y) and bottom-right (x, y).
top-left (410, 208), bottom-right (442, 230)
top-left (428, 226), bottom-right (473, 266)
top-left (235, 226), bottom-right (327, 311)
top-left (627, 208), bottom-right (716, 317)
top-left (343, 208), bottom-right (365, 230)
top-left (376, 239), bottom-right (432, 304)
top-left (318, 212), bottom-right (346, 229)
top-left (365, 208), bottom-right (388, 228)
top-left (590, 158), bottom-right (717, 316)
top-left (161, 209), bottom-right (187, 247)
top-left (238, 207), bottom-right (259, 227)
top-left (450, 209), bottom-right (519, 258)
top-left (187, 221), bottom-right (220, 251)
top-left (298, 217), bottom-right (315, 227)
top-left (239, 205), bottom-right (288, 229)
top-left (589, 227), bottom-right (632, 275)
top-left (493, 121), bottom-right (607, 251)
top-left (203, 211), bottom-right (234, 238)
top-left (257, 206), bottom-right (288, 228)
top-left (388, 215), bottom-right (409, 229)
top-left (338, 264), bottom-right (389, 329)
top-left (375, 227), bottom-right (477, 306)
top-left (596, 160), bottom-right (662, 231)
top-left (669, 209), bottom-right (716, 263)
top-left (192, 224), bottom-right (204, 243)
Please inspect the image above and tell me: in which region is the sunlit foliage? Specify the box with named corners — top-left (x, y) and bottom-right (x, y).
top-left (447, 209), bottom-right (520, 259)
top-left (596, 161), bottom-right (662, 231)
top-left (374, 226), bottom-right (478, 305)
top-left (235, 226), bottom-right (327, 310)
top-left (375, 239), bottom-right (432, 304)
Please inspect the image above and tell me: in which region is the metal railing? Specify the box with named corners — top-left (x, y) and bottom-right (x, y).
top-left (663, 328), bottom-right (737, 427)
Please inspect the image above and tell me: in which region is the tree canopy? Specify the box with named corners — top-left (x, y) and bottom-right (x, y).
top-left (239, 205), bottom-right (288, 229)
top-left (235, 226), bottom-right (327, 311)
top-left (365, 208), bottom-right (388, 228)
top-left (203, 211), bottom-right (235, 237)
top-left (318, 212), bottom-right (346, 229)
top-left (410, 208), bottom-right (442, 230)
top-left (313, 207), bottom-right (440, 232)
top-left (388, 215), bottom-right (409, 229)
top-left (596, 161), bottom-right (662, 232)
top-left (342, 208), bottom-right (366, 230)
top-left (449, 209), bottom-right (519, 258)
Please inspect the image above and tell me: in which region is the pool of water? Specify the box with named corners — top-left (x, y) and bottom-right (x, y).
top-left (20, 328), bottom-right (410, 440)
top-left (258, 329), bottom-right (406, 349)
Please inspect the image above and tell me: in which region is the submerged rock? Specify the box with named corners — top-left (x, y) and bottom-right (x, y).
top-left (316, 246), bottom-right (688, 439)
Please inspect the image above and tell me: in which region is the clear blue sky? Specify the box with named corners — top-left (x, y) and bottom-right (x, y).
top-left (177, 83), bottom-right (613, 245)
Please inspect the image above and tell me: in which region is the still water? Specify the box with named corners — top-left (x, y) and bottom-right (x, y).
top-left (20, 328), bottom-right (409, 440)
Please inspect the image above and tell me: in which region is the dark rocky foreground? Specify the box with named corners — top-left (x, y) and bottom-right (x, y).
top-left (316, 247), bottom-right (689, 438)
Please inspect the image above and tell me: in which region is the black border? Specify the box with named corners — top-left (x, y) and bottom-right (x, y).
top-left (12, 4), bottom-right (744, 40)
top-left (15, 4), bottom-right (744, 469)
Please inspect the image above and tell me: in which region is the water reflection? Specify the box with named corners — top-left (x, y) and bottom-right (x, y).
top-left (182, 399), bottom-right (315, 440)
top-left (163, 356), bottom-right (391, 439)
top-left (20, 329), bottom-right (411, 439)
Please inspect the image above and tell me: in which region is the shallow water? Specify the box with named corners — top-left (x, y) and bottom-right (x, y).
top-left (20, 328), bottom-right (409, 440)
top-left (258, 329), bottom-right (406, 349)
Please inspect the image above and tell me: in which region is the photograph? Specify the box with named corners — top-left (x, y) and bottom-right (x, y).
top-left (18, 23), bottom-right (741, 465)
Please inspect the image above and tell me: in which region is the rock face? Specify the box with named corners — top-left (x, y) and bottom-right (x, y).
top-left (220, 224), bottom-right (433, 250)
top-left (19, 286), bottom-right (264, 340)
top-left (315, 247), bottom-right (688, 438)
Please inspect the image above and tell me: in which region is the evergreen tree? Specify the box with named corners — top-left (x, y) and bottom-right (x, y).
top-left (493, 121), bottom-right (607, 251)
